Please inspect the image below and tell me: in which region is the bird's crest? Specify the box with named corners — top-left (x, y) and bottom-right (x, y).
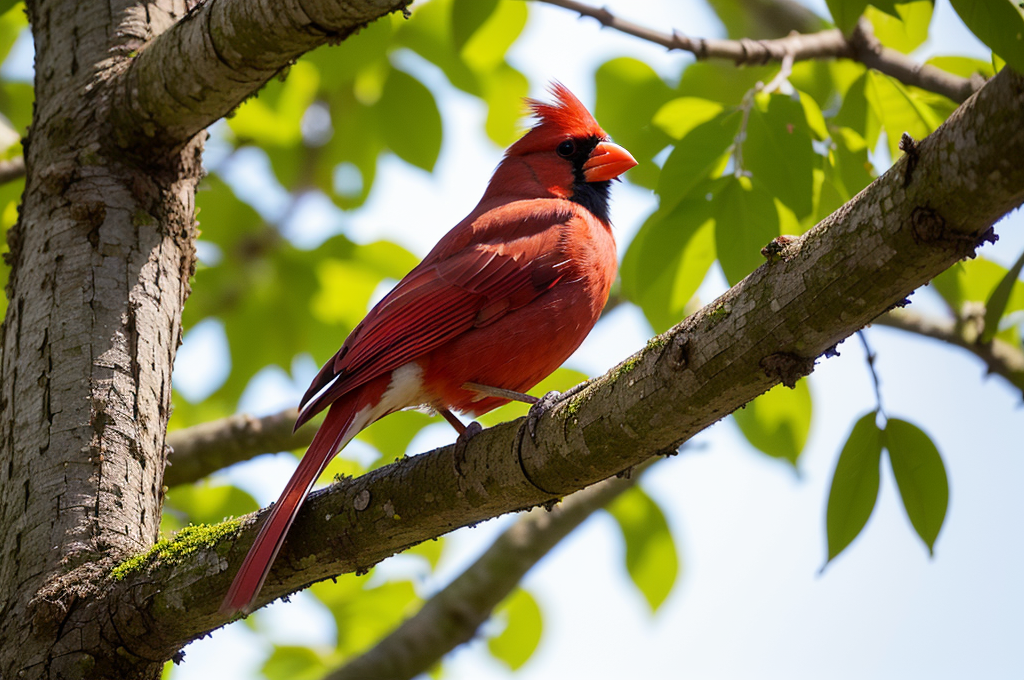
top-left (508, 82), bottom-right (606, 155)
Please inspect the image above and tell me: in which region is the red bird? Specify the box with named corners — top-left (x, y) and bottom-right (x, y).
top-left (220, 83), bottom-right (636, 615)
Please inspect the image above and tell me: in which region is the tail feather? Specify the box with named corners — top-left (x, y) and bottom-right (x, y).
top-left (219, 382), bottom-right (381, 616)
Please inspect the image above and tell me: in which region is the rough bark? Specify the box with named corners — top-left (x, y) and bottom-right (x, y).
top-left (94, 66), bottom-right (1024, 664)
top-left (0, 0), bottom-right (411, 678)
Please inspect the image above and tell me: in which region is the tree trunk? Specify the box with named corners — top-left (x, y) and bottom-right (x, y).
top-left (0, 1), bottom-right (202, 677)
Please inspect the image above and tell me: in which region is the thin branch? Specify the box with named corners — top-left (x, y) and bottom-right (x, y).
top-left (0, 156), bottom-right (25, 185)
top-left (328, 462), bottom-right (651, 680)
top-left (93, 67), bottom-right (1024, 662)
top-left (534, 0), bottom-right (981, 103)
top-left (873, 309), bottom-right (1024, 397)
top-left (164, 409), bottom-right (314, 487)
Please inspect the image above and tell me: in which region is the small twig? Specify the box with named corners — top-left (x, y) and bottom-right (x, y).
top-left (532, 0), bottom-right (981, 103)
top-left (857, 330), bottom-right (885, 419)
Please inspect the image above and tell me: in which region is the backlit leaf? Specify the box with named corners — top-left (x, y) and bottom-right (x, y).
top-left (949, 0), bottom-right (1024, 75)
top-left (981, 248), bottom-right (1024, 343)
top-left (656, 110), bottom-right (740, 214)
top-left (262, 646), bottom-right (326, 680)
top-left (451, 0), bottom-right (498, 51)
top-left (607, 486), bottom-right (679, 612)
top-left (733, 380), bottom-right (813, 466)
top-left (826, 412), bottom-right (883, 563)
top-left (867, 1), bottom-right (933, 54)
top-left (488, 589), bottom-right (543, 670)
top-left (376, 68), bottom-right (442, 171)
top-left (885, 419), bottom-right (948, 554)
top-left (458, 0), bottom-right (527, 74)
top-left (826, 0), bottom-right (870, 33)
top-left (713, 177), bottom-right (781, 285)
top-left (652, 97), bottom-right (724, 140)
top-left (864, 71), bottom-right (944, 158)
top-left (744, 93), bottom-right (816, 219)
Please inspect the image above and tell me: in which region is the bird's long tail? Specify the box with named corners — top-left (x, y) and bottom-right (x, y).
top-left (219, 377), bottom-right (389, 615)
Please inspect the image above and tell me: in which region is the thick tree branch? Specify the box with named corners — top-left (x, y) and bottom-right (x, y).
top-left (874, 308), bottom-right (1024, 396)
top-left (109, 0), bottom-right (411, 151)
top-left (84, 67), bottom-right (1024, 663)
top-left (164, 409), bottom-right (313, 487)
top-left (535, 0), bottom-right (982, 103)
top-left (328, 464), bottom-right (647, 680)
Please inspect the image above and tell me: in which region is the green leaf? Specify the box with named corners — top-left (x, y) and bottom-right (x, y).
top-left (949, 0), bottom-right (1024, 75)
top-left (826, 412), bottom-right (884, 563)
top-left (164, 483), bottom-right (259, 529)
top-left (677, 61), bottom-right (776, 105)
top-left (451, 0), bottom-right (499, 51)
top-left (303, 17), bottom-right (393, 92)
top-left (826, 0), bottom-right (870, 32)
top-left (310, 577), bottom-right (420, 653)
top-left (830, 126), bottom-right (875, 200)
top-left (0, 3), bottom-right (26, 68)
top-left (713, 177), bottom-right (781, 285)
top-left (262, 646), bottom-right (327, 680)
top-left (652, 97), bottom-right (724, 140)
top-left (656, 110), bottom-right (740, 214)
top-left (833, 72), bottom-right (881, 151)
top-left (867, 1), bottom-right (933, 53)
top-left (926, 55), bottom-right (995, 79)
top-left (932, 257), bottom-right (1024, 320)
top-left (358, 410), bottom-right (434, 466)
top-left (458, 0), bottom-right (527, 74)
top-left (607, 487), bottom-right (679, 612)
top-left (376, 68), bottom-right (442, 171)
top-left (743, 93), bottom-right (817, 219)
top-left (480, 63), bottom-right (529, 146)
top-left (733, 380), bottom-right (813, 466)
top-left (864, 71), bottom-right (944, 158)
top-left (228, 61), bottom-right (320, 146)
top-left (595, 57), bottom-right (676, 190)
top-left (488, 589), bottom-right (543, 670)
top-left (621, 191), bottom-right (717, 333)
top-left (884, 419), bottom-right (949, 554)
top-left (982, 249), bottom-right (1024, 343)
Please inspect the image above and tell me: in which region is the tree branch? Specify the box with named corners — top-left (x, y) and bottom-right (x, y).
top-left (85, 67), bottom-right (1024, 664)
top-left (328, 463), bottom-right (649, 680)
top-left (164, 409), bottom-right (314, 487)
top-left (873, 308), bottom-right (1024, 396)
top-left (109, 0), bottom-right (411, 151)
top-left (534, 0), bottom-right (982, 103)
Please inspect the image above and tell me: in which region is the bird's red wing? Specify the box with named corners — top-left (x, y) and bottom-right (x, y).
top-left (297, 231), bottom-right (569, 423)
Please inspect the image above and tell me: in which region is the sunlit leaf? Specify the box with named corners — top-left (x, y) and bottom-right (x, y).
top-left (744, 93), bottom-right (816, 219)
top-left (621, 190), bottom-right (717, 333)
top-left (303, 17), bottom-right (393, 92)
top-left (932, 257), bottom-right (1024, 321)
top-left (926, 55), bottom-right (995, 79)
top-left (310, 576), bottom-right (420, 654)
top-left (481, 63), bottom-right (529, 146)
top-left (262, 645), bottom-right (327, 680)
top-left (229, 61), bottom-right (320, 146)
top-left (826, 412), bottom-right (883, 563)
top-left (866, 1), bottom-right (933, 54)
top-left (981, 249), bottom-right (1024, 343)
top-left (358, 410), bottom-right (434, 466)
top-left (885, 418), bottom-right (948, 554)
top-left (607, 486), bottom-right (679, 612)
top-left (830, 126), bottom-right (875, 199)
top-left (458, 0), bottom-right (527, 74)
top-left (488, 589), bottom-right (543, 670)
top-left (164, 483), bottom-right (259, 527)
top-left (676, 61), bottom-right (775, 105)
top-left (376, 68), bottom-right (442, 171)
top-left (864, 71), bottom-right (944, 158)
top-left (733, 380), bottom-right (813, 466)
top-left (652, 97), bottom-right (724, 140)
top-left (713, 177), bottom-right (781, 285)
top-left (826, 0), bottom-right (870, 33)
top-left (949, 0), bottom-right (1024, 75)
top-left (656, 110), bottom-right (740, 214)
top-left (833, 72), bottom-right (881, 150)
top-left (451, 0), bottom-right (498, 51)
top-left (0, 3), bottom-right (26, 68)
top-left (405, 535), bottom-right (445, 569)
top-left (595, 57), bottom-right (676, 189)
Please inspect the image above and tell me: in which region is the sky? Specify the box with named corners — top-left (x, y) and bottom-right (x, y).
top-left (41, 0), bottom-right (1020, 678)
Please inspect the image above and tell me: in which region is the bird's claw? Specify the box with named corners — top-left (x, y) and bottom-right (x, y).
top-left (453, 420), bottom-right (483, 475)
top-left (526, 390), bottom-right (562, 442)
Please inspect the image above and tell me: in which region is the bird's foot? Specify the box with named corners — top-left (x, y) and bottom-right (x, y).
top-left (525, 382), bottom-right (590, 442)
top-left (453, 420), bottom-right (483, 476)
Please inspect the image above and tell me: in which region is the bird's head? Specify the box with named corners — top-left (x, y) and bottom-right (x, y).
top-left (487, 82), bottom-right (637, 222)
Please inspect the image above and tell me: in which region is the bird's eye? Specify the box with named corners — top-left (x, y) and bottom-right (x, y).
top-left (556, 140), bottom-right (576, 158)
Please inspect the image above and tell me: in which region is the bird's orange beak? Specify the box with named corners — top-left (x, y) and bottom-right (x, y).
top-left (582, 141), bottom-right (637, 182)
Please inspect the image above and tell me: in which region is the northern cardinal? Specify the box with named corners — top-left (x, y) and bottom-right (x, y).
top-left (220, 83), bottom-right (636, 615)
